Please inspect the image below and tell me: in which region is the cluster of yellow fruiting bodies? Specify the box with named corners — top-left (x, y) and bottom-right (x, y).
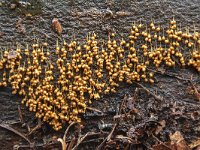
top-left (0, 18), bottom-right (199, 130)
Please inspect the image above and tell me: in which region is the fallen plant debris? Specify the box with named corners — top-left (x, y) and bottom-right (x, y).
top-left (0, 2), bottom-right (200, 148)
top-left (189, 138), bottom-right (200, 149)
top-left (0, 123), bottom-right (33, 146)
top-left (28, 118), bottom-right (42, 136)
top-left (189, 78), bottom-right (200, 101)
top-left (1, 82), bottom-right (200, 149)
top-left (52, 18), bottom-right (62, 35)
top-left (154, 120), bottom-right (166, 135)
top-left (153, 131), bottom-right (190, 150)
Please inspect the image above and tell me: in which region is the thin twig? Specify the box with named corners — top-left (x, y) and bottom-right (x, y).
top-left (147, 68), bottom-right (190, 81)
top-left (113, 114), bottom-right (131, 119)
top-left (58, 122), bottom-right (77, 150)
top-left (152, 134), bottom-right (172, 150)
top-left (0, 124), bottom-right (32, 145)
top-left (115, 135), bottom-right (134, 143)
top-left (107, 123), bottom-right (117, 141)
top-left (189, 77), bottom-right (200, 101)
top-left (96, 95), bottom-right (121, 150)
top-left (134, 81), bottom-right (163, 101)
top-left (96, 123), bottom-right (117, 150)
top-left (86, 106), bottom-right (103, 114)
top-left (13, 140), bottom-right (58, 149)
top-left (67, 137), bottom-right (76, 150)
top-left (119, 95), bottom-right (127, 114)
top-left (81, 137), bottom-right (104, 144)
top-left (65, 132), bottom-right (107, 145)
top-left (72, 132), bottom-right (95, 150)
top-left (63, 122), bottom-right (77, 142)
top-left (57, 138), bottom-right (67, 150)
top-left (28, 119), bottom-right (42, 136)
top-left (18, 106), bottom-right (24, 124)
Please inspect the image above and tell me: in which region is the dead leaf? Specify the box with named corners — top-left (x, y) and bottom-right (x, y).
top-left (52, 18), bottom-right (62, 35)
top-left (169, 131), bottom-right (190, 150)
top-left (153, 131), bottom-right (190, 150)
top-left (170, 131), bottom-right (184, 141)
top-left (153, 141), bottom-right (190, 150)
top-left (189, 138), bottom-right (200, 149)
top-left (155, 120), bottom-right (166, 135)
top-left (153, 142), bottom-right (175, 150)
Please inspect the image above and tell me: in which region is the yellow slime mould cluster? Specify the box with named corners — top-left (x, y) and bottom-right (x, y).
top-left (0, 17), bottom-right (199, 130)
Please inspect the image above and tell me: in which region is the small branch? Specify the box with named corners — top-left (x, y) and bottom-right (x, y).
top-left (58, 122), bottom-right (77, 150)
top-left (113, 114), bottom-right (131, 119)
top-left (189, 77), bottom-right (200, 101)
top-left (115, 135), bottom-right (134, 143)
top-left (18, 106), bottom-right (24, 124)
top-left (119, 95), bottom-right (127, 114)
top-left (0, 124), bottom-right (32, 146)
top-left (72, 132), bottom-right (95, 150)
top-left (57, 138), bottom-right (67, 150)
top-left (151, 134), bottom-right (172, 150)
top-left (107, 123), bottom-right (117, 141)
top-left (67, 137), bottom-right (76, 150)
top-left (63, 122), bottom-right (77, 143)
top-left (28, 119), bottom-right (42, 136)
top-left (13, 140), bottom-right (58, 149)
top-left (86, 106), bottom-right (103, 114)
top-left (96, 123), bottom-right (117, 150)
top-left (147, 68), bottom-right (190, 82)
top-left (134, 82), bottom-right (163, 101)
top-left (96, 95), bottom-right (121, 150)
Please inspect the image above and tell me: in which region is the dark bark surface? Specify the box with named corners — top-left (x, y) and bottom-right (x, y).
top-left (0, 0), bottom-right (200, 149)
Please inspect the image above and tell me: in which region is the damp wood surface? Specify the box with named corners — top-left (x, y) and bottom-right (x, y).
top-left (0, 0), bottom-right (200, 150)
